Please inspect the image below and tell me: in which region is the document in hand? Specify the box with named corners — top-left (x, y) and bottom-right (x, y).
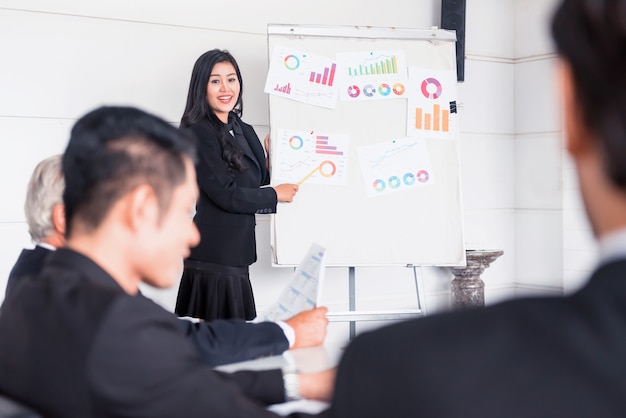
top-left (260, 243), bottom-right (326, 321)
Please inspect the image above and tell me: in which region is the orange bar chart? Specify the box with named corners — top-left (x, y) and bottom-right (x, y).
top-left (415, 104), bottom-right (450, 132)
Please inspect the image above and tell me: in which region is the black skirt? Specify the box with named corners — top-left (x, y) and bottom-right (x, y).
top-left (174, 259), bottom-right (256, 321)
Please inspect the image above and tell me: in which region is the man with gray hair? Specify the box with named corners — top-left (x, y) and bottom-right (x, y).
top-left (6, 154), bottom-right (65, 297)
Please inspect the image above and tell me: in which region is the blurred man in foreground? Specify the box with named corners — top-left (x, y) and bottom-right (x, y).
top-left (328, 0), bottom-right (626, 416)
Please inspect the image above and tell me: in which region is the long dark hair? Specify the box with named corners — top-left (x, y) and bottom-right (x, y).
top-left (181, 49), bottom-right (246, 173)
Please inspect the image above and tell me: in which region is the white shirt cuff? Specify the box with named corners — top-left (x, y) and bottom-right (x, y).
top-left (275, 320), bottom-right (296, 348)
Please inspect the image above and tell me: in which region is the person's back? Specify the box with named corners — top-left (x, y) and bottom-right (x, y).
top-left (329, 279), bottom-right (626, 417)
top-left (327, 0), bottom-right (626, 416)
top-left (0, 248), bottom-right (299, 417)
top-left (0, 249), bottom-right (290, 417)
top-left (6, 246), bottom-right (51, 297)
top-left (1, 250), bottom-right (147, 416)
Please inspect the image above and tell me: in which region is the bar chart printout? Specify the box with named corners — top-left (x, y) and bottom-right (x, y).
top-left (407, 68), bottom-right (458, 139)
top-left (336, 50), bottom-right (408, 101)
top-left (273, 128), bottom-right (349, 186)
top-left (264, 45), bottom-right (338, 109)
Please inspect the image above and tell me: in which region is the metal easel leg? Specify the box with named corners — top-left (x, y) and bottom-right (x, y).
top-left (411, 265), bottom-right (427, 316)
top-left (349, 266), bottom-right (356, 340)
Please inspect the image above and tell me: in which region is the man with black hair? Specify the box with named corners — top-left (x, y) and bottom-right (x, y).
top-left (327, 0), bottom-right (626, 416)
top-left (5, 155), bottom-right (329, 367)
top-left (0, 106), bottom-right (333, 417)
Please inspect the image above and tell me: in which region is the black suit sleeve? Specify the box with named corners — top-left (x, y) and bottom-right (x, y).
top-left (87, 296), bottom-right (292, 417)
top-left (178, 318), bottom-right (290, 367)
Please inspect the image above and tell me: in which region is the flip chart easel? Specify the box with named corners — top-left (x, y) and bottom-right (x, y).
top-left (325, 265), bottom-right (427, 339)
top-left (266, 24), bottom-right (465, 330)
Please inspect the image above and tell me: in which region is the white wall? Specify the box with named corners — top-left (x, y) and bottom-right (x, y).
top-left (460, 0), bottom-right (516, 305)
top-left (513, 0), bottom-right (597, 297)
top-left (513, 0), bottom-right (563, 298)
top-left (0, 0), bottom-right (597, 344)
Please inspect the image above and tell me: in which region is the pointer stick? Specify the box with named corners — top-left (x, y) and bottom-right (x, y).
top-left (297, 166), bottom-right (320, 186)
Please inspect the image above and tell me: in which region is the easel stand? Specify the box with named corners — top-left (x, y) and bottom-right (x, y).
top-left (325, 265), bottom-right (426, 340)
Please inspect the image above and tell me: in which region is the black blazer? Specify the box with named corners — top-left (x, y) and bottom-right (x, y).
top-left (0, 249), bottom-right (318, 418)
top-left (5, 246), bottom-right (52, 297)
top-left (328, 259), bottom-right (626, 418)
top-left (4, 246), bottom-right (289, 367)
top-left (186, 115), bottom-right (277, 267)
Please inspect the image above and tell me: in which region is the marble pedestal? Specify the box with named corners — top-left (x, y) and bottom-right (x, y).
top-left (448, 249), bottom-right (503, 310)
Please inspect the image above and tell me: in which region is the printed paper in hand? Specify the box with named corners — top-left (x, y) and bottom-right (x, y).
top-left (260, 243), bottom-right (326, 322)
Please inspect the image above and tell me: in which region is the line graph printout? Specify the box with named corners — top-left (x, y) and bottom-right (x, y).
top-left (407, 68), bottom-right (458, 139)
top-left (264, 45), bottom-right (338, 109)
top-left (357, 137), bottom-right (434, 197)
top-left (336, 50), bottom-right (408, 102)
top-left (273, 128), bottom-right (349, 186)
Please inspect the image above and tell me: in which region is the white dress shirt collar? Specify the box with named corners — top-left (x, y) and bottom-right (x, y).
top-left (598, 227), bottom-right (626, 265)
top-left (36, 242), bottom-right (57, 252)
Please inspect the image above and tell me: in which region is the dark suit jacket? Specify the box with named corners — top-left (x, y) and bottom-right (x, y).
top-left (0, 249), bottom-right (320, 418)
top-left (4, 246), bottom-right (289, 367)
top-left (181, 319), bottom-right (288, 366)
top-left (186, 115), bottom-right (277, 267)
top-left (328, 259), bottom-right (626, 418)
top-left (5, 246), bottom-right (51, 297)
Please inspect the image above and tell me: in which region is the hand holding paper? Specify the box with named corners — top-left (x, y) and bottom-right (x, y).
top-left (286, 306), bottom-right (329, 349)
top-left (260, 243), bottom-right (327, 322)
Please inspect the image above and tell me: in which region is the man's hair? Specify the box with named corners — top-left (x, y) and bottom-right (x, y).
top-left (62, 106), bottom-right (197, 236)
top-left (551, 0), bottom-right (626, 188)
top-left (24, 154), bottom-right (64, 242)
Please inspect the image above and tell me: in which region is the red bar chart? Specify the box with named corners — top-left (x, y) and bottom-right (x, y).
top-left (315, 135), bottom-right (344, 155)
top-left (273, 82), bottom-right (291, 94)
top-left (309, 63), bottom-right (336, 87)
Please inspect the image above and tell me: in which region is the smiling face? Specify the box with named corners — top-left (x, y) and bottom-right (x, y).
top-left (206, 61), bottom-right (240, 123)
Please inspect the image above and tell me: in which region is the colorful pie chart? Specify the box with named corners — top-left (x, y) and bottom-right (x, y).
top-left (421, 77), bottom-right (442, 99)
top-left (373, 179), bottom-right (386, 192)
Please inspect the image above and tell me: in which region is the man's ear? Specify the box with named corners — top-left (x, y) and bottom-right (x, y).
top-left (52, 203), bottom-right (66, 235)
top-left (559, 60), bottom-right (593, 156)
top-left (126, 185), bottom-right (159, 231)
